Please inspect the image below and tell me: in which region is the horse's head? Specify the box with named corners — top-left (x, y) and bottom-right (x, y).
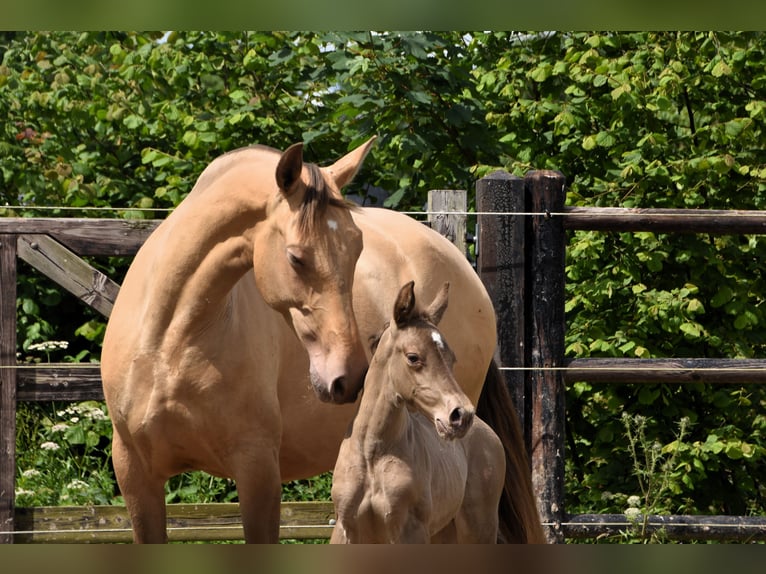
top-left (377, 280), bottom-right (475, 440)
top-left (252, 138), bottom-right (376, 404)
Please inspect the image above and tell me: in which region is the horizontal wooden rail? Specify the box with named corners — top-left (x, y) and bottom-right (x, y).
top-left (0, 218), bottom-right (160, 255)
top-left (16, 358), bottom-right (766, 403)
top-left (563, 513), bottom-right (766, 542)
top-left (13, 501), bottom-right (335, 543)
top-left (562, 207), bottom-right (766, 234)
top-left (564, 358), bottom-right (766, 385)
top-left (17, 365), bottom-right (104, 401)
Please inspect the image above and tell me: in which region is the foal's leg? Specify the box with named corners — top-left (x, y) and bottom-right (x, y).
top-left (232, 446), bottom-right (283, 543)
top-left (112, 432), bottom-right (168, 543)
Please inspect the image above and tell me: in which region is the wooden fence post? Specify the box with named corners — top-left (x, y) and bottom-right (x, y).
top-left (525, 170), bottom-right (567, 543)
top-left (475, 172), bottom-right (529, 451)
top-left (0, 235), bottom-right (17, 544)
top-left (428, 189), bottom-right (467, 258)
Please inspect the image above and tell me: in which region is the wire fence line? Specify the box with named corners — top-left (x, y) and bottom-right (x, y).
top-left (6, 204), bottom-right (766, 218)
top-left (6, 363), bottom-right (766, 375)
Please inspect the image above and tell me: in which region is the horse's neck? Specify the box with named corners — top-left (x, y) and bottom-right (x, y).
top-left (353, 362), bottom-right (410, 458)
top-left (145, 191), bottom-right (266, 341)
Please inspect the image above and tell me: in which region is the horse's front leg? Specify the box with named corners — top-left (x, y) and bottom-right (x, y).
top-left (233, 446), bottom-right (283, 543)
top-left (112, 431), bottom-right (169, 543)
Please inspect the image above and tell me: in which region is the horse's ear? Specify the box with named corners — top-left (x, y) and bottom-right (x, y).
top-left (393, 280), bottom-right (416, 327)
top-left (276, 142), bottom-right (304, 196)
top-left (424, 282), bottom-right (450, 326)
top-left (327, 136), bottom-right (377, 190)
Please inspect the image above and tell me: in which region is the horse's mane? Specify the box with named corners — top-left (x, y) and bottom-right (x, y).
top-left (192, 146), bottom-right (357, 234)
top-left (297, 162), bottom-right (357, 235)
top-left (368, 322), bottom-right (390, 355)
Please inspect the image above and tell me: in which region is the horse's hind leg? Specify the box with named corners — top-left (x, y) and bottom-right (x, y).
top-left (232, 447), bottom-right (282, 543)
top-left (112, 432), bottom-right (168, 543)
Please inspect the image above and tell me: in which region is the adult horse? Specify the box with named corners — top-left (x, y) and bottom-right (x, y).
top-left (101, 138), bottom-right (544, 543)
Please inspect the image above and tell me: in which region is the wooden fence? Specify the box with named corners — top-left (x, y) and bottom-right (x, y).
top-left (2, 176), bottom-right (766, 542)
top-left (476, 170), bottom-right (766, 543)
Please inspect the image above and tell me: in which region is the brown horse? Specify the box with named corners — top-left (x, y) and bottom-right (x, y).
top-left (331, 281), bottom-right (505, 543)
top-left (101, 139), bottom-right (544, 543)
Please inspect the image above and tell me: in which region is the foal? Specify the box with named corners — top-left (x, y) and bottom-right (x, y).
top-left (330, 281), bottom-right (506, 543)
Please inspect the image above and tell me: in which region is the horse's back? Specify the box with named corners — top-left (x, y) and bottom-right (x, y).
top-left (352, 208), bottom-right (497, 404)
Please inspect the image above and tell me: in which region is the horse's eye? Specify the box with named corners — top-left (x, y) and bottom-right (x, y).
top-left (405, 353), bottom-right (420, 366)
top-left (287, 250), bottom-right (304, 269)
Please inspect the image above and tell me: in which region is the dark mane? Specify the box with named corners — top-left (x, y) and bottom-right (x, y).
top-left (297, 163), bottom-right (358, 235)
top-left (369, 322), bottom-right (390, 355)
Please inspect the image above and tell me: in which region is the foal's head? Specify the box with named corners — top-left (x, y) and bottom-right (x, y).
top-left (372, 281), bottom-right (475, 440)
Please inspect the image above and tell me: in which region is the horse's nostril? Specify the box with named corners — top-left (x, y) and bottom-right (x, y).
top-left (331, 376), bottom-right (346, 402)
top-left (450, 407), bottom-right (474, 431)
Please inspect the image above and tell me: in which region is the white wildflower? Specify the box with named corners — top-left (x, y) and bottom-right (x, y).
top-left (15, 488), bottom-right (35, 498)
top-left (28, 340), bottom-right (69, 351)
top-left (40, 441), bottom-right (60, 451)
top-left (51, 423), bottom-right (69, 433)
top-left (625, 507), bottom-right (642, 520)
top-left (84, 406), bottom-right (107, 421)
top-left (66, 479), bottom-right (89, 491)
top-left (22, 469), bottom-right (41, 479)
top-left (627, 495), bottom-right (642, 508)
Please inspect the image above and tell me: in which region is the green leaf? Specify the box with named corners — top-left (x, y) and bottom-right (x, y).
top-left (711, 60), bottom-right (732, 77)
top-left (680, 322), bottom-right (701, 338)
top-left (711, 286), bottom-right (733, 308)
top-left (529, 64), bottom-right (552, 83)
top-left (123, 114), bottom-right (143, 129)
top-left (582, 135), bottom-right (597, 150)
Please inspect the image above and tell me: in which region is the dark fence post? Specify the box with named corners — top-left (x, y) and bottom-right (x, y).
top-left (525, 170), bottom-right (567, 543)
top-left (0, 235), bottom-right (17, 543)
top-left (475, 172), bottom-right (529, 451)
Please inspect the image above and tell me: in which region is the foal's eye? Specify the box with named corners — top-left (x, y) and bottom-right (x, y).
top-left (405, 353), bottom-right (421, 366)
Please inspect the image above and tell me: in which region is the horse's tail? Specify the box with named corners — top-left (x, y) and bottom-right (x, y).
top-left (477, 358), bottom-right (547, 544)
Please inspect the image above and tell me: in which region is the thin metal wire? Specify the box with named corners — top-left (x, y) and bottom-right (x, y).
top-left (1, 205), bottom-right (174, 213)
top-left (4, 206), bottom-right (766, 217)
top-left (2, 519), bottom-right (763, 538)
top-left (4, 363), bottom-right (766, 373)
top-left (4, 363), bottom-right (766, 374)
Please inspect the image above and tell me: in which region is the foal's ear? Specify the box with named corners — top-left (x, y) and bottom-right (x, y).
top-left (276, 142), bottom-right (304, 196)
top-left (327, 136), bottom-right (377, 190)
top-left (393, 280), bottom-right (416, 327)
top-left (424, 282), bottom-right (450, 326)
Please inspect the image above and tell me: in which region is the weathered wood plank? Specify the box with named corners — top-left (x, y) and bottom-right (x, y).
top-left (14, 502), bottom-right (335, 543)
top-left (476, 173), bottom-right (527, 443)
top-left (17, 235), bottom-right (120, 318)
top-left (0, 235), bottom-right (18, 543)
top-left (564, 513), bottom-right (766, 542)
top-left (17, 365), bottom-right (104, 402)
top-left (427, 190), bottom-right (467, 257)
top-left (0, 218), bottom-right (160, 255)
top-left (525, 170), bottom-right (567, 544)
top-left (564, 358), bottom-right (766, 385)
top-left (563, 206), bottom-right (766, 234)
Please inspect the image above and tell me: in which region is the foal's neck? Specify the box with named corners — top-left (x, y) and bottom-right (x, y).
top-left (354, 360), bottom-right (411, 457)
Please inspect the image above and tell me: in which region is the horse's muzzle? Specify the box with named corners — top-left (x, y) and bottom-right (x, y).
top-left (436, 407), bottom-right (475, 440)
top-left (310, 368), bottom-right (366, 404)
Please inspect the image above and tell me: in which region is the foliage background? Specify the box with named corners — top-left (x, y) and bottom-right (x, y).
top-left (3, 31), bottom-right (766, 536)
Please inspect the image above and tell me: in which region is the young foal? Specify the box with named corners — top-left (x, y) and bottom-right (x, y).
top-left (330, 281), bottom-right (506, 544)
